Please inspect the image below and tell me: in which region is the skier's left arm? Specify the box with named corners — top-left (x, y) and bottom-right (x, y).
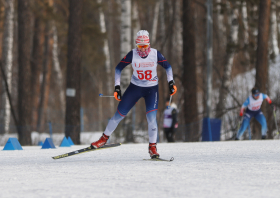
top-left (240, 98), bottom-right (249, 116)
top-left (263, 94), bottom-right (274, 109)
top-left (263, 94), bottom-right (272, 104)
top-left (157, 51), bottom-right (177, 96)
top-left (114, 51), bottom-right (133, 101)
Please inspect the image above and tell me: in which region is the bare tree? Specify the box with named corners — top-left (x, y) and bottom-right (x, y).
top-left (1, 0), bottom-right (15, 134)
top-left (151, 0), bottom-right (160, 45)
top-left (52, 2), bottom-right (65, 118)
top-left (182, 0), bottom-right (198, 141)
top-left (65, 0), bottom-right (83, 144)
top-left (216, 1), bottom-right (239, 118)
top-left (241, 0), bottom-right (250, 63)
top-left (98, 0), bottom-right (113, 116)
top-left (37, 22), bottom-right (52, 132)
top-left (270, 0), bottom-right (279, 60)
top-left (18, 0), bottom-right (33, 145)
top-left (31, 7), bottom-right (45, 132)
top-left (255, 0), bottom-right (271, 139)
top-left (120, 0), bottom-right (133, 142)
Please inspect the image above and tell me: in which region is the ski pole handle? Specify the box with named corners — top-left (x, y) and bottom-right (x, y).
top-left (99, 93), bottom-right (114, 98)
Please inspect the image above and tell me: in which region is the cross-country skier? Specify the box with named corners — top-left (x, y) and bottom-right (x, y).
top-left (235, 87), bottom-right (274, 140)
top-left (90, 30), bottom-right (177, 158)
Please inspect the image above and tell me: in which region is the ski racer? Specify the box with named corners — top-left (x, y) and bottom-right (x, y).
top-left (90, 30), bottom-right (177, 158)
top-left (235, 87), bottom-right (274, 140)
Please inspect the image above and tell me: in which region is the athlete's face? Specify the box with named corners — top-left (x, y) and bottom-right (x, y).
top-left (252, 93), bottom-right (260, 100)
top-left (137, 44), bottom-right (149, 52)
top-left (166, 101), bottom-right (169, 107)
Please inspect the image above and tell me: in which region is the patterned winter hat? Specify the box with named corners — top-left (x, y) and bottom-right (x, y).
top-left (251, 87), bottom-right (260, 95)
top-left (135, 30), bottom-right (150, 45)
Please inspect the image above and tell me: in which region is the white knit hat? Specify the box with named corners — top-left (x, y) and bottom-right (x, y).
top-left (135, 30), bottom-right (150, 45)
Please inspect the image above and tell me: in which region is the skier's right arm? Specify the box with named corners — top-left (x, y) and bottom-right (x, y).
top-left (114, 51), bottom-right (133, 101)
top-left (240, 98), bottom-right (249, 116)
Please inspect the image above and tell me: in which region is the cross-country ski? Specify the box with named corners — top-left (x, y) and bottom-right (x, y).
top-left (52, 143), bottom-right (121, 160)
top-left (143, 157), bottom-right (174, 162)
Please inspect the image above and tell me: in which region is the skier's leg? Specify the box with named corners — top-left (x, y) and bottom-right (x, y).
top-left (91, 84), bottom-right (141, 148)
top-left (255, 111), bottom-right (267, 138)
top-left (146, 110), bottom-right (158, 143)
top-left (144, 85), bottom-right (159, 157)
top-left (236, 114), bottom-right (251, 139)
top-left (144, 85), bottom-right (159, 143)
top-left (103, 111), bottom-right (125, 136)
top-left (104, 83), bottom-right (142, 136)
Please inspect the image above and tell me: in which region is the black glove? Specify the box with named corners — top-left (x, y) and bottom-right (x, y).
top-left (270, 103), bottom-right (275, 110)
top-left (168, 80), bottom-right (177, 96)
top-left (114, 85), bottom-right (122, 101)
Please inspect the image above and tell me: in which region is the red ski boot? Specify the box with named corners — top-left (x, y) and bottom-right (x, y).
top-left (91, 133), bottom-right (109, 149)
top-left (149, 143), bottom-right (160, 158)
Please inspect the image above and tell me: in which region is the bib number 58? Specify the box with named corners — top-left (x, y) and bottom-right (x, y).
top-left (137, 70), bottom-right (152, 80)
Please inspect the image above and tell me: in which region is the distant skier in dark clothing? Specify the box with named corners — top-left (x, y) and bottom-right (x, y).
top-left (163, 98), bottom-right (178, 142)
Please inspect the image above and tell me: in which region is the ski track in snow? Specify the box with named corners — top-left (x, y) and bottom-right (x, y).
top-left (1, 140), bottom-right (280, 198)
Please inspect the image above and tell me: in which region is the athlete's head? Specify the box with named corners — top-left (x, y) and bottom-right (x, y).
top-left (251, 87), bottom-right (260, 99)
top-left (166, 97), bottom-right (170, 107)
top-left (135, 30), bottom-right (150, 55)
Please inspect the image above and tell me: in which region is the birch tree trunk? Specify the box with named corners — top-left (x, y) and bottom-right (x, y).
top-left (277, 1), bottom-right (280, 39)
top-left (1, 0), bottom-right (14, 134)
top-left (120, 0), bottom-right (133, 142)
top-left (216, 2), bottom-right (239, 118)
top-left (241, 1), bottom-right (250, 62)
top-left (159, 0), bottom-right (165, 49)
top-left (98, 0), bottom-right (113, 117)
top-left (151, 0), bottom-right (160, 46)
top-left (216, 0), bottom-right (226, 49)
top-left (18, 0), bottom-right (33, 145)
top-left (52, 2), bottom-right (65, 116)
top-left (132, 0), bottom-right (140, 46)
top-left (52, 24), bottom-right (65, 113)
top-left (270, 0), bottom-right (279, 59)
top-left (120, 0), bottom-right (131, 89)
top-left (159, 0), bottom-right (167, 113)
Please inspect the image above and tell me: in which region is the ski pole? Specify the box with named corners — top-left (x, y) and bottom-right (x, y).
top-left (235, 116), bottom-right (243, 139)
top-left (247, 123), bottom-right (251, 140)
top-left (99, 93), bottom-right (114, 98)
top-left (273, 108), bottom-right (279, 135)
top-left (168, 95), bottom-right (172, 108)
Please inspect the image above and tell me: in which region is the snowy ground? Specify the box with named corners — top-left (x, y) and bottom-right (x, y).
top-left (1, 140), bottom-right (280, 198)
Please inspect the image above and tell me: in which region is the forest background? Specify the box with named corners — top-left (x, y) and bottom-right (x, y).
top-left (0, 0), bottom-right (279, 145)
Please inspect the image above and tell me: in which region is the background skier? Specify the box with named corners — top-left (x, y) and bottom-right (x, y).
top-left (235, 87), bottom-right (274, 140)
top-left (163, 98), bottom-right (178, 142)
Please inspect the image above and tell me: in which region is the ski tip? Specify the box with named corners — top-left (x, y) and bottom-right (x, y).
top-left (170, 157), bottom-right (174, 161)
